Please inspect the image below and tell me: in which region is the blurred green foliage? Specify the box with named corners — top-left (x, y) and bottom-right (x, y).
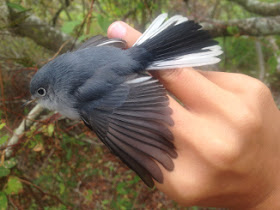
top-left (0, 0), bottom-right (279, 209)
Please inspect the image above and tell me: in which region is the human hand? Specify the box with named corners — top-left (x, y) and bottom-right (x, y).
top-left (107, 21), bottom-right (280, 209)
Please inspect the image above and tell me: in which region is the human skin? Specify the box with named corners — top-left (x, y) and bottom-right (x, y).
top-left (107, 21), bottom-right (280, 209)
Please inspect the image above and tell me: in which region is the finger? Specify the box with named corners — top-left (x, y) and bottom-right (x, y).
top-left (107, 21), bottom-right (142, 47)
top-left (152, 69), bottom-right (230, 112)
top-left (154, 96), bottom-right (218, 205)
top-left (197, 70), bottom-right (258, 94)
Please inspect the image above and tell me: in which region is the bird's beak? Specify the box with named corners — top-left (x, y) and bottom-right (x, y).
top-left (22, 98), bottom-right (38, 107)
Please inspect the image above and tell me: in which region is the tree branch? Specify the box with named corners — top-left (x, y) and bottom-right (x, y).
top-left (231, 0), bottom-right (280, 16)
top-left (202, 16), bottom-right (280, 37)
top-left (8, 9), bottom-right (77, 52)
top-left (6, 3), bottom-right (280, 54)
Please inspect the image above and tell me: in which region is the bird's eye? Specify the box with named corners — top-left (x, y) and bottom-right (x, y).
top-left (37, 88), bottom-right (46, 96)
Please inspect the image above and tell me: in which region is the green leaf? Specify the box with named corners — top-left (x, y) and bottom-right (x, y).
top-left (226, 26), bottom-right (240, 35)
top-left (102, 199), bottom-right (109, 205)
top-left (97, 14), bottom-right (111, 33)
top-left (61, 21), bottom-right (80, 34)
top-left (128, 175), bottom-right (140, 184)
top-left (137, 2), bottom-right (144, 9)
top-left (0, 135), bottom-right (9, 145)
top-left (0, 123), bottom-right (6, 130)
top-left (47, 124), bottom-right (55, 137)
top-left (78, 35), bottom-right (87, 42)
top-left (7, 2), bottom-right (27, 12)
top-left (116, 182), bottom-right (127, 195)
top-left (4, 176), bottom-right (23, 195)
top-left (85, 189), bottom-right (93, 201)
top-left (268, 56), bottom-right (277, 74)
top-left (0, 167), bottom-right (10, 178)
top-left (44, 205), bottom-right (66, 210)
top-left (3, 158), bottom-right (17, 169)
top-left (0, 134), bottom-right (8, 143)
top-left (59, 183), bottom-right (65, 195)
top-left (0, 192), bottom-right (8, 210)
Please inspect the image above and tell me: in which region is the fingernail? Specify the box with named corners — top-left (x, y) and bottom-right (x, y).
top-left (108, 21), bottom-right (127, 39)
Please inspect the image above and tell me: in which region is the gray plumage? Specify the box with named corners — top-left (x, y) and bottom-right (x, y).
top-left (30, 14), bottom-right (222, 187)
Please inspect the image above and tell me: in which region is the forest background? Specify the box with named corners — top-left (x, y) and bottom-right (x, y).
top-left (0, 0), bottom-right (280, 209)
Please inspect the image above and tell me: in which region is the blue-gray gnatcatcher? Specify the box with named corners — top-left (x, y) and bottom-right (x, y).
top-left (29, 14), bottom-right (222, 187)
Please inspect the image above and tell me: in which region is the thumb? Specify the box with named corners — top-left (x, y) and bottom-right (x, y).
top-left (107, 21), bottom-right (142, 48)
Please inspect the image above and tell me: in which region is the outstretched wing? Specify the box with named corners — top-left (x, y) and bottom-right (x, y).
top-left (80, 74), bottom-right (176, 187)
top-left (75, 35), bottom-right (127, 51)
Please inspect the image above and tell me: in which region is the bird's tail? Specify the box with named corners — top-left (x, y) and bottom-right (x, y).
top-left (131, 14), bottom-right (222, 70)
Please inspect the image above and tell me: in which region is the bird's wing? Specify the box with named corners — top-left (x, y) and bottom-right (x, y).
top-left (75, 35), bottom-right (127, 50)
top-left (80, 74), bottom-right (176, 187)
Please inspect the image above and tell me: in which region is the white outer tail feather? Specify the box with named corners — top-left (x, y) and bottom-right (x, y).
top-left (147, 45), bottom-right (223, 70)
top-left (133, 14), bottom-right (168, 46)
top-left (133, 13), bottom-right (223, 70)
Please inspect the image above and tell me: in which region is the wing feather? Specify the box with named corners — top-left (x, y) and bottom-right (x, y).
top-left (80, 75), bottom-right (176, 187)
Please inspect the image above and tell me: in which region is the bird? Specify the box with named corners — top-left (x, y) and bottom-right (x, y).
top-left (29, 14), bottom-right (223, 187)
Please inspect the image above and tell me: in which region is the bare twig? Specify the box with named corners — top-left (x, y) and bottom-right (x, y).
top-left (52, 0), bottom-right (71, 26)
top-left (86, 0), bottom-right (95, 35)
top-left (39, 149), bottom-right (55, 171)
top-left (0, 66), bottom-right (8, 121)
top-left (25, 184), bottom-right (44, 209)
top-left (8, 196), bottom-right (22, 210)
top-left (255, 39), bottom-right (266, 82)
top-left (202, 16), bottom-right (280, 37)
top-left (70, 0), bottom-right (95, 50)
top-left (5, 105), bottom-right (44, 157)
top-left (52, 7), bottom-right (64, 26)
top-left (0, 150), bottom-right (5, 166)
top-left (230, 0), bottom-right (280, 16)
top-left (19, 177), bottom-right (67, 206)
top-left (79, 137), bottom-right (102, 146)
top-left (48, 39), bottom-right (70, 62)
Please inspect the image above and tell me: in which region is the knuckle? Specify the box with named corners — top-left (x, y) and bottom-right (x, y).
top-left (208, 137), bottom-right (244, 169)
top-left (243, 76), bottom-right (271, 99)
top-left (251, 78), bottom-right (270, 95)
top-left (174, 174), bottom-right (210, 202)
top-left (234, 73), bottom-right (271, 100)
top-left (211, 104), bottom-right (263, 169)
top-left (234, 103), bottom-right (262, 134)
top-left (229, 82), bottom-right (265, 134)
